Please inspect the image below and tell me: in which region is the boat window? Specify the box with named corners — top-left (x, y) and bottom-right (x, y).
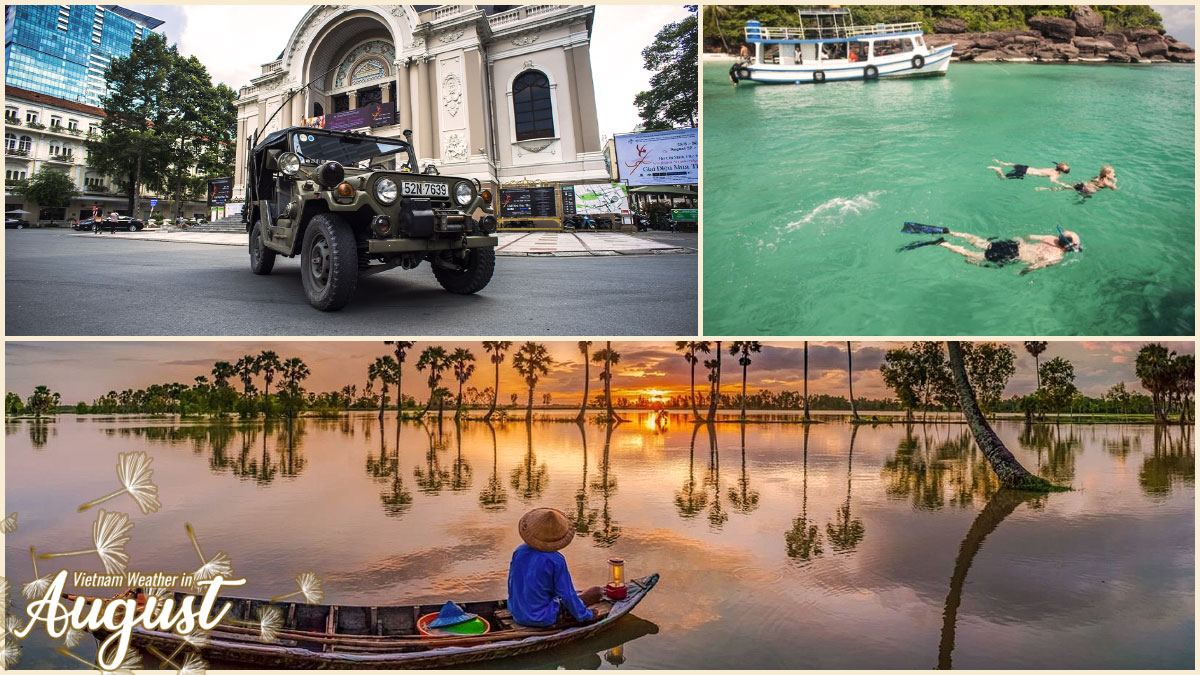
top-left (873, 39), bottom-right (907, 57)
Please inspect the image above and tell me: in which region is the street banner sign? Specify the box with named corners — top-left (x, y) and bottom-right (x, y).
top-left (613, 128), bottom-right (698, 186)
top-left (672, 208), bottom-right (698, 222)
top-left (301, 101), bottom-right (396, 132)
top-left (149, 199), bottom-right (158, 207)
top-left (563, 184), bottom-right (629, 215)
top-left (207, 178), bottom-right (233, 206)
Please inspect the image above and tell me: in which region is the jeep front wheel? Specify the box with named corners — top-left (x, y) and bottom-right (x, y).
top-left (433, 247), bottom-right (496, 295)
top-left (249, 219), bottom-right (276, 275)
top-left (301, 213), bottom-right (359, 311)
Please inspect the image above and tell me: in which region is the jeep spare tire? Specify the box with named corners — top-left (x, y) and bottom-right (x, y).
top-left (249, 219), bottom-right (276, 275)
top-left (301, 213), bottom-right (359, 311)
top-left (433, 246), bottom-right (496, 295)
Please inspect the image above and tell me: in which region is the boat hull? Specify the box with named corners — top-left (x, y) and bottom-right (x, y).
top-left (88, 574), bottom-right (660, 669)
top-left (735, 45), bottom-right (953, 84)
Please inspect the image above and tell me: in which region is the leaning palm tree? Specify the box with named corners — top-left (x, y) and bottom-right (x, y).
top-left (847, 341), bottom-right (861, 422)
top-left (728, 341), bottom-right (762, 421)
top-left (675, 341), bottom-right (712, 422)
top-left (384, 341), bottom-right (415, 416)
top-left (576, 341), bottom-right (593, 423)
top-left (706, 4), bottom-right (733, 54)
top-left (481, 341), bottom-right (513, 421)
top-left (946, 342), bottom-right (1058, 490)
top-left (706, 341), bottom-right (723, 422)
top-left (449, 348), bottom-right (476, 419)
top-left (592, 342), bottom-right (626, 422)
top-left (512, 342), bottom-right (552, 422)
top-left (415, 346), bottom-right (450, 419)
top-left (1024, 341), bottom-right (1048, 389)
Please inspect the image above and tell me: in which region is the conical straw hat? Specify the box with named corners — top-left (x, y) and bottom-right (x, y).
top-left (518, 508), bottom-right (574, 552)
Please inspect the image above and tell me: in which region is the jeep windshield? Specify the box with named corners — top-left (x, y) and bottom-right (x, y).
top-left (291, 131), bottom-right (409, 168)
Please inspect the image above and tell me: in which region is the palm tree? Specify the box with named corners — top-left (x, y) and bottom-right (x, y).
top-left (384, 341), bottom-right (415, 416)
top-left (592, 342), bottom-right (625, 422)
top-left (512, 342), bottom-right (552, 422)
top-left (706, 4), bottom-right (732, 54)
top-left (728, 341), bottom-right (762, 421)
top-left (211, 361), bottom-right (235, 389)
top-left (1024, 341), bottom-right (1048, 389)
top-left (415, 346), bottom-right (449, 419)
top-left (449, 348), bottom-right (476, 419)
top-left (705, 341), bottom-right (722, 422)
top-left (256, 351), bottom-right (281, 416)
top-left (946, 342), bottom-right (1056, 490)
top-left (367, 356), bottom-right (398, 420)
top-left (576, 341), bottom-right (593, 423)
top-left (803, 342), bottom-right (811, 421)
top-left (675, 341), bottom-right (712, 422)
top-left (481, 341), bottom-right (512, 421)
top-left (234, 355), bottom-right (256, 399)
top-left (847, 341), bottom-right (860, 422)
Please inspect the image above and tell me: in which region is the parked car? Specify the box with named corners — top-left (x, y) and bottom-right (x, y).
top-left (6, 218), bottom-right (31, 229)
top-left (93, 216), bottom-right (145, 233)
top-left (73, 219), bottom-right (97, 231)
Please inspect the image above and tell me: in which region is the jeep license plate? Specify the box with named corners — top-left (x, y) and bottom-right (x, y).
top-left (401, 181), bottom-right (448, 198)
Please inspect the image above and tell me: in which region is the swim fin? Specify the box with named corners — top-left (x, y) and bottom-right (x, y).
top-left (902, 222), bottom-right (949, 235)
top-left (897, 237), bottom-right (945, 252)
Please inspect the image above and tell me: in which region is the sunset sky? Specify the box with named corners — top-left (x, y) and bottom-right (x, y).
top-left (5, 341), bottom-right (1191, 405)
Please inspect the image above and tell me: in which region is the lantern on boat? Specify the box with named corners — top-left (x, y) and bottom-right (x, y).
top-left (605, 557), bottom-right (627, 600)
top-left (605, 645), bottom-right (626, 666)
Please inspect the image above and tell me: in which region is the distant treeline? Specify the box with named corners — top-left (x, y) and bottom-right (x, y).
top-left (704, 5), bottom-right (1165, 51)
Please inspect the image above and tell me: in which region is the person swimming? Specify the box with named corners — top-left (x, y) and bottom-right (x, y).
top-left (916, 228), bottom-right (1081, 274)
top-left (988, 158), bottom-right (1071, 183)
top-left (1037, 165), bottom-right (1119, 196)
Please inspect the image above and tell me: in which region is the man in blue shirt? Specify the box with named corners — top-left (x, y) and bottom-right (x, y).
top-left (507, 508), bottom-right (602, 627)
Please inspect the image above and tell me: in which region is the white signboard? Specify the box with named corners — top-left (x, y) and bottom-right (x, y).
top-left (613, 128), bottom-right (698, 186)
top-left (571, 184), bottom-right (628, 215)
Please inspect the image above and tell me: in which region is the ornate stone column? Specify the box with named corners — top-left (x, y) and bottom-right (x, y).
top-left (416, 57), bottom-right (432, 156)
top-left (395, 59), bottom-right (412, 131)
top-left (426, 57), bottom-right (440, 159)
top-left (569, 45), bottom-right (601, 152)
top-left (292, 91), bottom-right (306, 125)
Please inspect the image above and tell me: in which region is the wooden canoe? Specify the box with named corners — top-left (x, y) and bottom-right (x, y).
top-left (81, 573), bottom-right (659, 668)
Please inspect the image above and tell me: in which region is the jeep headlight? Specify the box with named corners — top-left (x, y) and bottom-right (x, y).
top-left (278, 152), bottom-right (301, 175)
top-left (375, 177), bottom-right (398, 205)
top-left (454, 181), bottom-right (473, 206)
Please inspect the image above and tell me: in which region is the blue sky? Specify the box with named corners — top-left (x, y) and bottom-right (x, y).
top-left (124, 5), bottom-right (691, 139)
top-left (1153, 4), bottom-right (1194, 45)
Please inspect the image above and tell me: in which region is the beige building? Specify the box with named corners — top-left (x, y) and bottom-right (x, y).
top-left (4, 86), bottom-right (206, 223)
top-left (233, 4), bottom-right (608, 204)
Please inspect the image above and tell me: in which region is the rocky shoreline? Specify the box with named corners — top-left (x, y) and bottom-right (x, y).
top-left (927, 6), bottom-right (1194, 63)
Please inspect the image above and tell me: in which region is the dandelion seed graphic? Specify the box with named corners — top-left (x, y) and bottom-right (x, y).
top-left (1, 638), bottom-right (20, 669)
top-left (269, 571), bottom-right (324, 605)
top-left (147, 645), bottom-right (208, 675)
top-left (184, 523), bottom-right (233, 586)
top-left (5, 616), bottom-right (24, 635)
top-left (0, 512), bottom-right (16, 534)
top-left (226, 606), bottom-right (283, 644)
top-left (40, 509), bottom-right (133, 574)
top-left (56, 647), bottom-right (142, 674)
top-left (61, 628), bottom-right (87, 649)
top-left (22, 547), bottom-right (54, 600)
top-left (181, 630), bottom-right (210, 649)
top-left (78, 452), bottom-right (161, 515)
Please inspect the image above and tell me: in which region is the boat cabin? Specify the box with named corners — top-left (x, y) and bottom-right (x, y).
top-left (743, 8), bottom-right (927, 67)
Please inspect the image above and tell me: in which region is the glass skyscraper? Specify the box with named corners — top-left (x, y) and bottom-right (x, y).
top-left (4, 5), bottom-right (164, 106)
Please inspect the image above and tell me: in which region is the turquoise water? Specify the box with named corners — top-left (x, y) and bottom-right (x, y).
top-left (703, 62), bottom-right (1195, 336)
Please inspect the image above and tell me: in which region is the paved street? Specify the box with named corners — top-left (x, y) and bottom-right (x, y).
top-left (6, 230), bottom-right (697, 336)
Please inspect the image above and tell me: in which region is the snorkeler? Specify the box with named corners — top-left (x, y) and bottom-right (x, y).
top-left (987, 158), bottom-right (1071, 183)
top-left (1036, 165), bottom-right (1119, 196)
top-left (898, 223), bottom-right (1080, 275)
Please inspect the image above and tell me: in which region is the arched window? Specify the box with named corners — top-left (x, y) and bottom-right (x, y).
top-left (313, 102), bottom-right (324, 118)
top-left (4, 132), bottom-right (15, 150)
top-left (512, 70), bottom-right (553, 141)
top-left (19, 136), bottom-right (32, 152)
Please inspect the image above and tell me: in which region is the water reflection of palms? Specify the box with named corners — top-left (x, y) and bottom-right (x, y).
top-left (28, 420), bottom-right (50, 449)
top-left (826, 426), bottom-right (864, 553)
top-left (674, 424), bottom-right (708, 518)
top-left (591, 423), bottom-right (620, 547)
top-left (883, 426), bottom-right (1002, 510)
top-left (449, 420), bottom-right (472, 491)
top-left (568, 422), bottom-right (598, 535)
top-left (510, 421), bottom-right (548, 501)
top-left (414, 422), bottom-right (449, 493)
top-left (278, 419), bottom-right (306, 477)
top-left (365, 419), bottom-right (397, 481)
top-left (728, 425), bottom-right (759, 514)
top-left (1018, 424), bottom-right (1081, 485)
top-left (1139, 425), bottom-right (1194, 496)
top-left (380, 416), bottom-right (412, 516)
top-left (785, 426), bottom-right (823, 562)
top-left (937, 488), bottom-right (1046, 669)
top-left (478, 422), bottom-right (507, 510)
top-left (705, 423), bottom-right (727, 529)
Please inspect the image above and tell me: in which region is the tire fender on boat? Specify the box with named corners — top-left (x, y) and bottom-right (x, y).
top-left (736, 67), bottom-right (751, 80)
top-left (864, 65), bottom-right (879, 80)
top-left (729, 64), bottom-right (739, 84)
top-left (812, 70), bottom-right (826, 83)
top-left (911, 54), bottom-right (925, 69)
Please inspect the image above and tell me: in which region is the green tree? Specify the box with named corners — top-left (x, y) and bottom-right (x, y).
top-left (416, 346), bottom-right (450, 418)
top-left (449, 348), bottom-right (476, 419)
top-left (1038, 356), bottom-right (1078, 422)
top-left (6, 392), bottom-right (26, 416)
top-left (512, 342), bottom-right (553, 422)
top-left (634, 7), bottom-right (698, 129)
top-left (481, 341), bottom-right (512, 421)
top-left (18, 168), bottom-right (79, 219)
top-left (962, 342), bottom-right (1017, 416)
top-left (25, 385), bottom-right (61, 418)
top-left (86, 32), bottom-right (177, 215)
top-left (255, 350), bottom-right (282, 416)
top-left (278, 357), bottom-right (310, 418)
top-left (1135, 343), bottom-right (1175, 424)
top-left (162, 55), bottom-right (235, 219)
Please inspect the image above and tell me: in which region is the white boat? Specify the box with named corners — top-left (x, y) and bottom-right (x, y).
top-left (729, 9), bottom-right (954, 85)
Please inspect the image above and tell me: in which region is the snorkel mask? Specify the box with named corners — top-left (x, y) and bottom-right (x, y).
top-left (1056, 225), bottom-right (1080, 252)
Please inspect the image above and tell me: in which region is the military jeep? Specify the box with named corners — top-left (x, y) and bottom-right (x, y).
top-left (244, 126), bottom-right (498, 311)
